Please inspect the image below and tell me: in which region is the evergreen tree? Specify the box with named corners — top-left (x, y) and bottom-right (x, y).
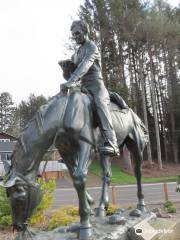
top-left (78, 0), bottom-right (180, 164)
top-left (0, 92), bottom-right (16, 133)
top-left (18, 94), bottom-right (47, 129)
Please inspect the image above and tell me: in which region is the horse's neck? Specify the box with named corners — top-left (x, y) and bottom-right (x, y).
top-left (37, 94), bottom-right (69, 132)
top-left (12, 94), bottom-right (69, 176)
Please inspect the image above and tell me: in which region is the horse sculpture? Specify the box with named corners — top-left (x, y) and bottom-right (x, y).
top-left (1, 89), bottom-right (148, 240)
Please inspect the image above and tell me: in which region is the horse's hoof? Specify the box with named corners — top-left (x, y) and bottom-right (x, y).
top-left (67, 222), bottom-right (81, 233)
top-left (15, 229), bottom-right (36, 240)
top-left (109, 215), bottom-right (126, 225)
top-left (95, 207), bottom-right (106, 217)
top-left (78, 226), bottom-right (92, 240)
top-left (129, 208), bottom-right (142, 217)
top-left (90, 209), bottom-right (95, 216)
top-left (137, 204), bottom-right (147, 213)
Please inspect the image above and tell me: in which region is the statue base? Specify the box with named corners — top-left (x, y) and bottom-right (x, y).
top-left (17, 209), bottom-right (180, 240)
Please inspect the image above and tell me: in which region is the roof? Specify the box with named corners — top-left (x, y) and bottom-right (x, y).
top-left (0, 132), bottom-right (18, 140)
top-left (0, 141), bottom-right (16, 152)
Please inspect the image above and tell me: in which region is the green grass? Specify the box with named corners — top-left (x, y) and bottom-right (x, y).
top-left (89, 162), bottom-right (177, 185)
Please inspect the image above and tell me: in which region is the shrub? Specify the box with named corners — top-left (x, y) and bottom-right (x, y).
top-left (0, 186), bottom-right (12, 229)
top-left (106, 204), bottom-right (120, 216)
top-left (0, 216), bottom-right (12, 229)
top-left (166, 205), bottom-right (176, 213)
top-left (48, 206), bottom-right (79, 230)
top-left (164, 201), bottom-right (176, 213)
top-left (30, 179), bottom-right (56, 226)
top-left (62, 206), bottom-right (79, 216)
top-left (127, 205), bottom-right (133, 210)
top-left (0, 186), bottom-right (11, 217)
top-left (164, 201), bottom-right (173, 208)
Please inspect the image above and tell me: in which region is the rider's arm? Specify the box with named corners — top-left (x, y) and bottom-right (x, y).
top-left (68, 42), bottom-right (98, 83)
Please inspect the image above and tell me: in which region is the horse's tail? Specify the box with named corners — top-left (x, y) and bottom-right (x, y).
top-left (129, 109), bottom-right (149, 144)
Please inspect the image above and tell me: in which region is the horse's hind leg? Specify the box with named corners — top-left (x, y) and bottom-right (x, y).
top-left (134, 150), bottom-right (146, 212)
top-left (126, 137), bottom-right (146, 212)
top-left (96, 154), bottom-right (111, 217)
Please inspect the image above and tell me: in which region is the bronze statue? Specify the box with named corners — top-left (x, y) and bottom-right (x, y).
top-left (0, 20), bottom-right (148, 240)
top-left (59, 20), bottom-right (120, 156)
top-left (1, 91), bottom-right (148, 239)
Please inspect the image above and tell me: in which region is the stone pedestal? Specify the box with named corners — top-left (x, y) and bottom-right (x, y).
top-left (18, 209), bottom-right (179, 240)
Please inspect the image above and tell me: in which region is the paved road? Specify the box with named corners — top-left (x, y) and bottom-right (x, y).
top-left (53, 182), bottom-right (180, 208)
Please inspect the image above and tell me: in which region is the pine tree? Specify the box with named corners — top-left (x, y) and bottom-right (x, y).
top-left (78, 0), bottom-right (180, 164)
top-left (18, 94), bottom-right (47, 129)
top-left (0, 92), bottom-right (16, 132)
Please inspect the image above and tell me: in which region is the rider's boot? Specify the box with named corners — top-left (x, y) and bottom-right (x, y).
top-left (99, 130), bottom-right (120, 156)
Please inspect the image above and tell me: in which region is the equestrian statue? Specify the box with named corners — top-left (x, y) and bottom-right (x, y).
top-left (0, 20), bottom-right (149, 240)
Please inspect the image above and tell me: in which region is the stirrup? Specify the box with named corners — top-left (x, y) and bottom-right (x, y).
top-left (99, 141), bottom-right (120, 156)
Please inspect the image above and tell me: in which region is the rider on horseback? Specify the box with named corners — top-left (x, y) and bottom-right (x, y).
top-left (59, 20), bottom-right (119, 156)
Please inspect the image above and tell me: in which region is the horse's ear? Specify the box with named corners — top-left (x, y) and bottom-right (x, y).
top-left (0, 177), bottom-right (4, 187)
top-left (1, 159), bottom-right (11, 175)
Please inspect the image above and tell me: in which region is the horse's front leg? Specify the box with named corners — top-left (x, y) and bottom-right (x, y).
top-left (96, 154), bottom-right (112, 217)
top-left (176, 175), bottom-right (180, 192)
top-left (73, 141), bottom-right (92, 240)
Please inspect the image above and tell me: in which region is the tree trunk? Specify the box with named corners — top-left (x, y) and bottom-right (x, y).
top-left (129, 48), bottom-right (137, 112)
top-left (139, 51), bottom-right (153, 166)
top-left (167, 51), bottom-right (178, 163)
top-left (149, 47), bottom-right (163, 169)
top-left (170, 113), bottom-right (178, 163)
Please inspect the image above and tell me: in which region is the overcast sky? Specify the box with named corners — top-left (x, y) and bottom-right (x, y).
top-left (0, 0), bottom-right (83, 104)
top-left (0, 0), bottom-right (179, 104)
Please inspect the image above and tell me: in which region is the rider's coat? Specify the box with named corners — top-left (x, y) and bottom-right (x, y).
top-left (69, 40), bottom-right (115, 141)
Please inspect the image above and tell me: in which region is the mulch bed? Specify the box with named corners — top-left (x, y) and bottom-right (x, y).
top-left (113, 157), bottom-right (180, 178)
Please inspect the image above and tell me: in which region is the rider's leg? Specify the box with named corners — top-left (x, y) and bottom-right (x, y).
top-left (82, 81), bottom-right (119, 155)
top-left (92, 91), bottom-right (119, 156)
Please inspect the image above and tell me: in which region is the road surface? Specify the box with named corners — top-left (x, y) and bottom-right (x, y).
top-left (53, 182), bottom-right (180, 208)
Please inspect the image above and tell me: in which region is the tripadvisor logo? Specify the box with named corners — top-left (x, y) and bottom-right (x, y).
top-left (135, 228), bottom-right (143, 235)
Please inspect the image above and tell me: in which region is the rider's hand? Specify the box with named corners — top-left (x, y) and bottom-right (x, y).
top-left (60, 83), bottom-right (68, 92)
top-left (64, 80), bottom-right (77, 88)
top-left (60, 81), bottom-right (76, 92)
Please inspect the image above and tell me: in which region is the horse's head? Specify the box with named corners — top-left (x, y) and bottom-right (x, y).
top-left (0, 138), bottom-right (43, 231)
top-left (2, 174), bottom-right (42, 231)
